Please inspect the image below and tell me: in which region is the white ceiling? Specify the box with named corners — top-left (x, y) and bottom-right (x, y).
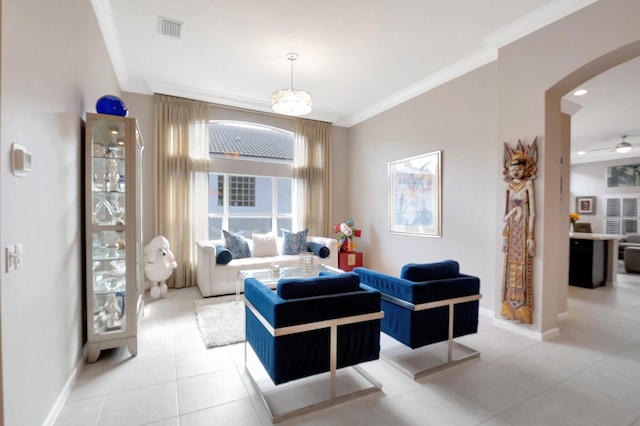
top-left (93, 0), bottom-right (639, 163)
top-left (564, 56), bottom-right (640, 164)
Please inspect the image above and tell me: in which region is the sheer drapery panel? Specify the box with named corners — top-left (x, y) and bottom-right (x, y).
top-left (293, 119), bottom-right (332, 236)
top-left (155, 94), bottom-right (209, 288)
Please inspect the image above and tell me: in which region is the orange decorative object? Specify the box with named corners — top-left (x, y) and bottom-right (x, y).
top-left (333, 218), bottom-right (361, 252)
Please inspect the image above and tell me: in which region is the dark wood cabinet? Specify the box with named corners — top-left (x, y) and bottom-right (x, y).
top-left (569, 238), bottom-right (606, 288)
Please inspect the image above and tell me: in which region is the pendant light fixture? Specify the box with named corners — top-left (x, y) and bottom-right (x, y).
top-left (272, 53), bottom-right (312, 116)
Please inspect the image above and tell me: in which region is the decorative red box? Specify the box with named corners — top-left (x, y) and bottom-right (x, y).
top-left (338, 251), bottom-right (363, 272)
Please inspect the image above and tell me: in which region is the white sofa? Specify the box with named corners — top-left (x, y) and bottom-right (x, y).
top-left (196, 236), bottom-right (339, 297)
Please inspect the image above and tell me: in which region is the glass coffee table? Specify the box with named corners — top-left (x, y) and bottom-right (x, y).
top-left (237, 264), bottom-right (343, 300)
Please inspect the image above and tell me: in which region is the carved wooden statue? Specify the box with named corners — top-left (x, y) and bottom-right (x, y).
top-left (501, 138), bottom-right (537, 324)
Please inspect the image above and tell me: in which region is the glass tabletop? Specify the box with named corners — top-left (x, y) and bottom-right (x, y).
top-left (238, 264), bottom-right (343, 286)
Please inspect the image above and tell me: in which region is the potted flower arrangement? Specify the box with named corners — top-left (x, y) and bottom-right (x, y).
top-left (569, 213), bottom-right (580, 232)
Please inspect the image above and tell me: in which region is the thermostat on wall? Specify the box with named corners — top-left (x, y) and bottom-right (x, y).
top-left (11, 143), bottom-right (32, 177)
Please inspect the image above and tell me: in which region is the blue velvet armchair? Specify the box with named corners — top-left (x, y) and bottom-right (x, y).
top-left (354, 260), bottom-right (481, 379)
top-left (244, 271), bottom-right (383, 422)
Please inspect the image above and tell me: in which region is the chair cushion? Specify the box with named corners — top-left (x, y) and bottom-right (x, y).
top-left (214, 245), bottom-right (232, 265)
top-left (307, 242), bottom-right (330, 258)
top-left (223, 230), bottom-right (251, 259)
top-left (281, 228), bottom-right (308, 255)
top-left (277, 272), bottom-right (361, 300)
top-left (400, 260), bottom-right (460, 282)
top-left (252, 232), bottom-right (279, 257)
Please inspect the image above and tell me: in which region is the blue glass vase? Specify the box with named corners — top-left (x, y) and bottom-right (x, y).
top-left (96, 95), bottom-right (128, 117)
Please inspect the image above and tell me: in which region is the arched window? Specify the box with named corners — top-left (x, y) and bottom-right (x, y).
top-left (208, 121), bottom-right (294, 239)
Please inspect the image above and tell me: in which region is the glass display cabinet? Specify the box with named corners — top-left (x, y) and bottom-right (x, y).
top-left (85, 112), bottom-right (144, 363)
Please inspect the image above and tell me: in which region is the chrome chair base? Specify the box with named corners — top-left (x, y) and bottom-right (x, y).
top-left (380, 335), bottom-right (480, 380)
top-left (245, 356), bottom-right (381, 423)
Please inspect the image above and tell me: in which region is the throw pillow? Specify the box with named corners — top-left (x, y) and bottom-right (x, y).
top-left (400, 260), bottom-right (460, 282)
top-left (222, 230), bottom-right (251, 259)
top-left (214, 245), bottom-right (232, 265)
top-left (252, 232), bottom-right (278, 257)
top-left (281, 228), bottom-right (308, 255)
top-left (307, 242), bottom-right (330, 258)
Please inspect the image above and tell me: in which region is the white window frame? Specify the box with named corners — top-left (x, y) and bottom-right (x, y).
top-left (211, 172), bottom-right (292, 235)
top-left (604, 194), bottom-right (639, 235)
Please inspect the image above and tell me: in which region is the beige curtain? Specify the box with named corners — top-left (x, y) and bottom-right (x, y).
top-left (293, 118), bottom-right (332, 236)
top-left (155, 94), bottom-right (209, 288)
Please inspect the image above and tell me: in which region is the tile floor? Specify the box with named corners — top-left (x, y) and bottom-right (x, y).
top-left (55, 272), bottom-right (640, 426)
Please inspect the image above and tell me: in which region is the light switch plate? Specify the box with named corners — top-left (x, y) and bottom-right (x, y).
top-left (6, 246), bottom-right (16, 272)
top-left (15, 244), bottom-right (23, 269)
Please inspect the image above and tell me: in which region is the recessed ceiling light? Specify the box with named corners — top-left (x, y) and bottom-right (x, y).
top-left (573, 89), bottom-right (588, 96)
top-left (577, 151), bottom-right (586, 155)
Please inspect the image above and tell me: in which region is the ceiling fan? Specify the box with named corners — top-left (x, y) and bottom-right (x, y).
top-left (589, 135), bottom-right (640, 154)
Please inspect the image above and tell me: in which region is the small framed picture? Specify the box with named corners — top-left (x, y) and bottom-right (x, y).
top-left (576, 196), bottom-right (596, 215)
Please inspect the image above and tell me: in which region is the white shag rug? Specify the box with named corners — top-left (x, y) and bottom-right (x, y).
top-left (194, 296), bottom-right (245, 348)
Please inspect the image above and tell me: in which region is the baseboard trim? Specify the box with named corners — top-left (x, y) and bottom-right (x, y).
top-left (43, 344), bottom-right (87, 426)
top-left (479, 308), bottom-right (560, 341)
top-left (479, 307), bottom-right (494, 318)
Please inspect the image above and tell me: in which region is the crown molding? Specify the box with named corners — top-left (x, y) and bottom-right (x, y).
top-left (90, 0), bottom-right (128, 89)
top-left (148, 81), bottom-right (341, 124)
top-left (95, 0), bottom-right (597, 128)
top-left (484, 0), bottom-right (598, 48)
top-left (338, 47), bottom-right (498, 128)
top-left (339, 0), bottom-right (597, 127)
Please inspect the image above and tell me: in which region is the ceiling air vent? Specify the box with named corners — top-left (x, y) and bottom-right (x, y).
top-left (158, 17), bottom-right (183, 38)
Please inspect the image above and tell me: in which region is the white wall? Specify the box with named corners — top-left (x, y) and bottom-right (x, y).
top-left (571, 156), bottom-right (640, 233)
top-left (0, 0), bottom-right (121, 423)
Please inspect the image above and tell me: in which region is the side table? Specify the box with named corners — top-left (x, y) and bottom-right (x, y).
top-left (338, 251), bottom-right (363, 272)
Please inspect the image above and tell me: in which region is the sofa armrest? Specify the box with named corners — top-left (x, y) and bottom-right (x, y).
top-left (196, 240), bottom-right (219, 294)
top-left (196, 240), bottom-right (217, 253)
top-left (308, 236), bottom-right (339, 267)
top-left (410, 276), bottom-right (480, 305)
top-left (245, 277), bottom-right (279, 325)
top-left (353, 267), bottom-right (415, 302)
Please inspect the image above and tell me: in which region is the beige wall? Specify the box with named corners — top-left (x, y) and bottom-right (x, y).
top-left (3, 0), bottom-right (640, 422)
top-left (348, 62), bottom-right (499, 309)
top-left (348, 0), bottom-right (640, 338)
top-left (499, 0), bottom-right (640, 335)
top-left (0, 0), bottom-right (122, 424)
top-left (121, 93), bottom-right (155, 245)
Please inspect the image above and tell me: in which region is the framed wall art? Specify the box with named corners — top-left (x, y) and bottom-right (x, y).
top-left (388, 150), bottom-right (442, 237)
top-left (576, 196), bottom-right (596, 215)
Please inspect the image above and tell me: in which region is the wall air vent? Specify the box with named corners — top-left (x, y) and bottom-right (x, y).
top-left (158, 17), bottom-right (183, 38)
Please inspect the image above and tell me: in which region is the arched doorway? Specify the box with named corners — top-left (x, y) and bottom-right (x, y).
top-left (545, 39), bottom-right (640, 320)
